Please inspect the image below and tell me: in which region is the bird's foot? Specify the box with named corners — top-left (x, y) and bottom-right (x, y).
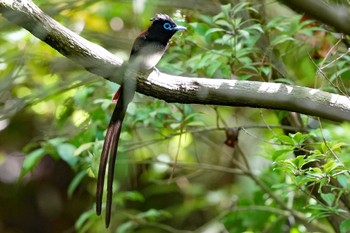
top-left (153, 67), bottom-right (160, 76)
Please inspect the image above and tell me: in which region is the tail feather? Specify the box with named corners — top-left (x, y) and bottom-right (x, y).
top-left (105, 114), bottom-right (124, 227)
top-left (96, 119), bottom-right (116, 215)
top-left (96, 86), bottom-right (129, 227)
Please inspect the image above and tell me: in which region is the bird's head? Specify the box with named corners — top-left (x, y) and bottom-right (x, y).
top-left (147, 14), bottom-right (186, 43)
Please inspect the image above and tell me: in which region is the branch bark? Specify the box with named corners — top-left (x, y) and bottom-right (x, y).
top-left (1, 0), bottom-right (350, 122)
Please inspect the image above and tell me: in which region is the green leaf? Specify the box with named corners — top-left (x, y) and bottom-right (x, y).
top-left (232, 2), bottom-right (249, 15)
top-left (272, 149), bottom-right (293, 161)
top-left (245, 24), bottom-right (263, 33)
top-left (74, 142), bottom-right (95, 156)
top-left (265, 16), bottom-right (286, 30)
top-left (137, 209), bottom-right (171, 221)
top-left (20, 148), bottom-right (45, 178)
top-left (320, 142), bottom-right (327, 153)
top-left (290, 132), bottom-right (310, 145)
top-left (276, 135), bottom-right (294, 145)
top-left (75, 209), bottom-right (95, 230)
top-left (121, 191), bottom-right (145, 202)
top-left (93, 98), bottom-right (113, 110)
top-left (239, 74), bottom-right (254, 80)
top-left (206, 61), bottom-right (222, 77)
top-left (117, 221), bottom-right (134, 233)
top-left (331, 142), bottom-right (346, 152)
top-left (231, 18), bottom-right (242, 28)
top-left (220, 3), bottom-right (232, 18)
top-left (238, 29), bottom-right (250, 38)
top-left (215, 20), bottom-right (232, 29)
top-left (337, 174), bottom-right (349, 188)
top-left (320, 193), bottom-right (335, 206)
top-left (323, 160), bottom-right (341, 174)
top-left (47, 137), bottom-right (67, 147)
top-left (68, 170), bottom-right (87, 198)
top-left (221, 65), bottom-right (231, 78)
top-left (271, 35), bottom-right (294, 47)
top-left (307, 167), bottom-right (323, 178)
top-left (340, 219), bottom-right (350, 233)
top-left (293, 155), bottom-right (307, 169)
top-left (205, 28), bottom-right (225, 36)
top-left (57, 143), bottom-right (78, 167)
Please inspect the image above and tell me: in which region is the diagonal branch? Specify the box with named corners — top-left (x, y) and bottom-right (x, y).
top-left (1, 0), bottom-right (350, 122)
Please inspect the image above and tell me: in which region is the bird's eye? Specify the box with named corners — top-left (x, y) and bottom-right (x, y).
top-left (163, 22), bottom-right (172, 30)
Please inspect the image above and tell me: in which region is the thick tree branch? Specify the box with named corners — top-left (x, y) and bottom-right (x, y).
top-left (1, 0), bottom-right (350, 122)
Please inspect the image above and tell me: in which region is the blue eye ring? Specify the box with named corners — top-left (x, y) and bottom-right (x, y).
top-left (163, 22), bottom-right (172, 30)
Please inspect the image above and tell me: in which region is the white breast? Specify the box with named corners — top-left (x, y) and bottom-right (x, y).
top-left (131, 43), bottom-right (167, 71)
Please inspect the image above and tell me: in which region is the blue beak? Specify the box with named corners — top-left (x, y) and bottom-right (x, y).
top-left (174, 25), bottom-right (187, 31)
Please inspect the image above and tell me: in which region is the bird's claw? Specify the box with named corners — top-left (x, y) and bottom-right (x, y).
top-left (153, 67), bottom-right (160, 76)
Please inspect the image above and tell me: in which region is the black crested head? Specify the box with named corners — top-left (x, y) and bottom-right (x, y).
top-left (146, 14), bottom-right (186, 45)
top-left (150, 14), bottom-right (174, 24)
top-left (150, 13), bottom-right (174, 23)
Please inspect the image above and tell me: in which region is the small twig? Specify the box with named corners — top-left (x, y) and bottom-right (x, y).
top-left (234, 143), bottom-right (251, 170)
top-left (317, 118), bottom-right (340, 162)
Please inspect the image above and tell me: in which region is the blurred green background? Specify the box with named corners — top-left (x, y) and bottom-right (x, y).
top-left (1, 0), bottom-right (350, 233)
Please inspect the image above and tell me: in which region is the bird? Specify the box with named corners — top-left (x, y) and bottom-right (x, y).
top-left (95, 13), bottom-right (186, 228)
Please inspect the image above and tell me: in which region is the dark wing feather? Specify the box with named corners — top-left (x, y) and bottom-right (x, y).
top-left (130, 31), bottom-right (148, 58)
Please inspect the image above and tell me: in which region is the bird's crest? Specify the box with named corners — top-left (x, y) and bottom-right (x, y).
top-left (150, 14), bottom-right (174, 23)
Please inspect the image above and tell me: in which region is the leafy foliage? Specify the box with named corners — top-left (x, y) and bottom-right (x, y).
top-left (1, 1), bottom-right (350, 233)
